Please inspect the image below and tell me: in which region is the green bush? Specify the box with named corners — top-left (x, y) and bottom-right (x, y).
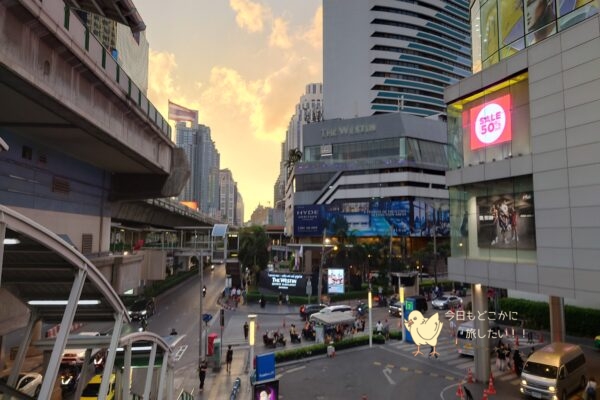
top-left (274, 334), bottom-right (386, 363)
top-left (498, 298), bottom-right (600, 337)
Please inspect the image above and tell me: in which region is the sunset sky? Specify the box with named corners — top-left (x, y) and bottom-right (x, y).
top-left (136, 0), bottom-right (323, 220)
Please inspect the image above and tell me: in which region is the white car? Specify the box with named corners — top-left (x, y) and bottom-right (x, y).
top-left (318, 305), bottom-right (353, 314)
top-left (0, 372), bottom-right (43, 398)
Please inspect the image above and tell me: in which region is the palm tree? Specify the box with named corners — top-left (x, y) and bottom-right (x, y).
top-left (285, 148), bottom-right (303, 173)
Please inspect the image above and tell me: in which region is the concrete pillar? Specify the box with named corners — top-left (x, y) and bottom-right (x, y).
top-left (472, 283), bottom-right (490, 383)
top-left (549, 296), bottom-right (565, 343)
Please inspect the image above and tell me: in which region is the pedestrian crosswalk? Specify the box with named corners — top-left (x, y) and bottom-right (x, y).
top-left (387, 334), bottom-right (523, 386)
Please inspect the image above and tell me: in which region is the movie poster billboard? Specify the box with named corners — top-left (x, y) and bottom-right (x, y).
top-left (328, 268), bottom-right (345, 294)
top-left (476, 192), bottom-right (536, 249)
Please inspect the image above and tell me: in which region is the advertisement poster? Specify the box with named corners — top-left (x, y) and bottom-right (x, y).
top-left (469, 94), bottom-right (512, 150)
top-left (558, 0), bottom-right (599, 30)
top-left (481, 0), bottom-right (499, 61)
top-left (294, 205), bottom-right (324, 236)
top-left (476, 192), bottom-right (536, 249)
top-left (254, 379), bottom-right (279, 400)
top-left (294, 199), bottom-right (448, 238)
top-left (327, 268), bottom-right (345, 294)
top-left (525, 0), bottom-right (557, 44)
top-left (499, 0), bottom-right (525, 54)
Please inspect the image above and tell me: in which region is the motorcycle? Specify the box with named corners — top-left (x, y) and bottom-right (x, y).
top-left (139, 316), bottom-right (148, 332)
top-left (203, 286), bottom-right (206, 298)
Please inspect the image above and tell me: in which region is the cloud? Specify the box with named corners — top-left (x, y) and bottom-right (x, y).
top-left (147, 50), bottom-right (178, 99)
top-left (269, 17), bottom-right (292, 49)
top-left (301, 5), bottom-right (323, 49)
top-left (229, 0), bottom-right (268, 33)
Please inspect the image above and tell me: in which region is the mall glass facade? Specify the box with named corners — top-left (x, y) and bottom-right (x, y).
top-left (471, 0), bottom-right (599, 72)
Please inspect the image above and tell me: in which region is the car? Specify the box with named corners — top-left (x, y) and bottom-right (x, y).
top-left (318, 304), bottom-right (353, 314)
top-left (595, 335), bottom-right (600, 350)
top-left (81, 373), bottom-right (116, 400)
top-left (388, 295), bottom-right (428, 317)
top-left (0, 372), bottom-right (43, 398)
top-left (431, 295), bottom-right (463, 310)
top-left (299, 304), bottom-right (327, 320)
top-left (61, 331), bottom-right (101, 364)
top-left (127, 297), bottom-right (156, 321)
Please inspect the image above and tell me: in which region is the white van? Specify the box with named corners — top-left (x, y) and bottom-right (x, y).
top-left (520, 342), bottom-right (586, 400)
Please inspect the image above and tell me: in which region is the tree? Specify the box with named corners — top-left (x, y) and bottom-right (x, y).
top-left (238, 226), bottom-right (270, 272)
top-left (285, 148), bottom-right (303, 174)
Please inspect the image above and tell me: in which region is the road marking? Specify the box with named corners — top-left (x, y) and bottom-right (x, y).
top-left (285, 366), bottom-right (306, 374)
top-left (382, 367), bottom-right (396, 385)
top-left (174, 345), bottom-right (188, 361)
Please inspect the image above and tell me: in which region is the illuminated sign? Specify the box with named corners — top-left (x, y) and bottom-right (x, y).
top-left (470, 94), bottom-right (512, 150)
top-left (327, 268), bottom-right (345, 294)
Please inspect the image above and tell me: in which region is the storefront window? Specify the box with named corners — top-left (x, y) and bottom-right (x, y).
top-left (450, 176), bottom-right (536, 264)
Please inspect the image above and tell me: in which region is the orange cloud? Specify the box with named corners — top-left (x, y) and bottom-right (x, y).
top-left (269, 17), bottom-right (292, 49)
top-left (229, 0), bottom-right (268, 33)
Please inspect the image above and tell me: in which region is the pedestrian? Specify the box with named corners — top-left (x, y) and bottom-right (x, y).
top-left (585, 376), bottom-right (597, 400)
top-left (278, 292), bottom-right (283, 305)
top-left (260, 295), bottom-right (266, 308)
top-left (527, 330), bottom-right (534, 344)
top-left (243, 321), bottom-right (249, 341)
top-left (463, 385), bottom-right (474, 400)
top-left (513, 349), bottom-right (524, 377)
top-left (375, 320), bottom-right (383, 334)
top-left (198, 359), bottom-right (208, 391)
top-left (285, 293), bottom-right (289, 304)
top-left (226, 345), bottom-right (233, 373)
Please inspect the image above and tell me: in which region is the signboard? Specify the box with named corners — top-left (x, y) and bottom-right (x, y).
top-left (294, 198), bottom-right (449, 238)
top-left (469, 94), bottom-right (512, 150)
top-left (255, 353), bottom-right (276, 382)
top-left (404, 298), bottom-right (416, 344)
top-left (327, 268), bottom-right (344, 294)
top-left (267, 272), bottom-right (304, 291)
top-left (253, 379), bottom-right (279, 400)
top-left (476, 191), bottom-right (536, 249)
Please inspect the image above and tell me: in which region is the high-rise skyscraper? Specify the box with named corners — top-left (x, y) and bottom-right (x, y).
top-left (323, 0), bottom-right (471, 119)
top-left (219, 168), bottom-right (238, 225)
top-left (176, 122), bottom-right (220, 217)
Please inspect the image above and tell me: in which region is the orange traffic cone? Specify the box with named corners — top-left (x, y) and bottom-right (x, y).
top-left (487, 374), bottom-right (497, 395)
top-left (482, 389), bottom-right (489, 400)
top-left (467, 368), bottom-right (474, 383)
top-left (456, 383), bottom-right (465, 399)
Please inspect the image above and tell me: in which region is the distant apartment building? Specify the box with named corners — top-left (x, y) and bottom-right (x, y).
top-left (323, 0), bottom-right (471, 119)
top-left (75, 11), bottom-right (149, 93)
top-left (219, 168), bottom-right (237, 226)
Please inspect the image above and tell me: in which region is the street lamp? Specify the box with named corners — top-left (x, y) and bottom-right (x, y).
top-left (368, 287), bottom-right (373, 348)
top-left (198, 253), bottom-right (205, 370)
top-left (399, 286), bottom-right (406, 343)
top-left (248, 314), bottom-right (257, 384)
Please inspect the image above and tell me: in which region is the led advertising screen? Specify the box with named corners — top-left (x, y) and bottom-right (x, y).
top-left (327, 268), bottom-right (345, 294)
top-left (476, 192), bottom-right (536, 249)
top-left (469, 94), bottom-right (512, 150)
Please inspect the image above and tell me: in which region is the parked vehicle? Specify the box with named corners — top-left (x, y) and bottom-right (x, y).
top-left (431, 295), bottom-right (462, 310)
top-left (520, 342), bottom-right (587, 400)
top-left (0, 372), bottom-right (42, 398)
top-left (299, 304), bottom-right (327, 320)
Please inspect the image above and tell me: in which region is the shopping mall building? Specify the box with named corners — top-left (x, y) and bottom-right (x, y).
top-left (445, 0), bottom-right (600, 381)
